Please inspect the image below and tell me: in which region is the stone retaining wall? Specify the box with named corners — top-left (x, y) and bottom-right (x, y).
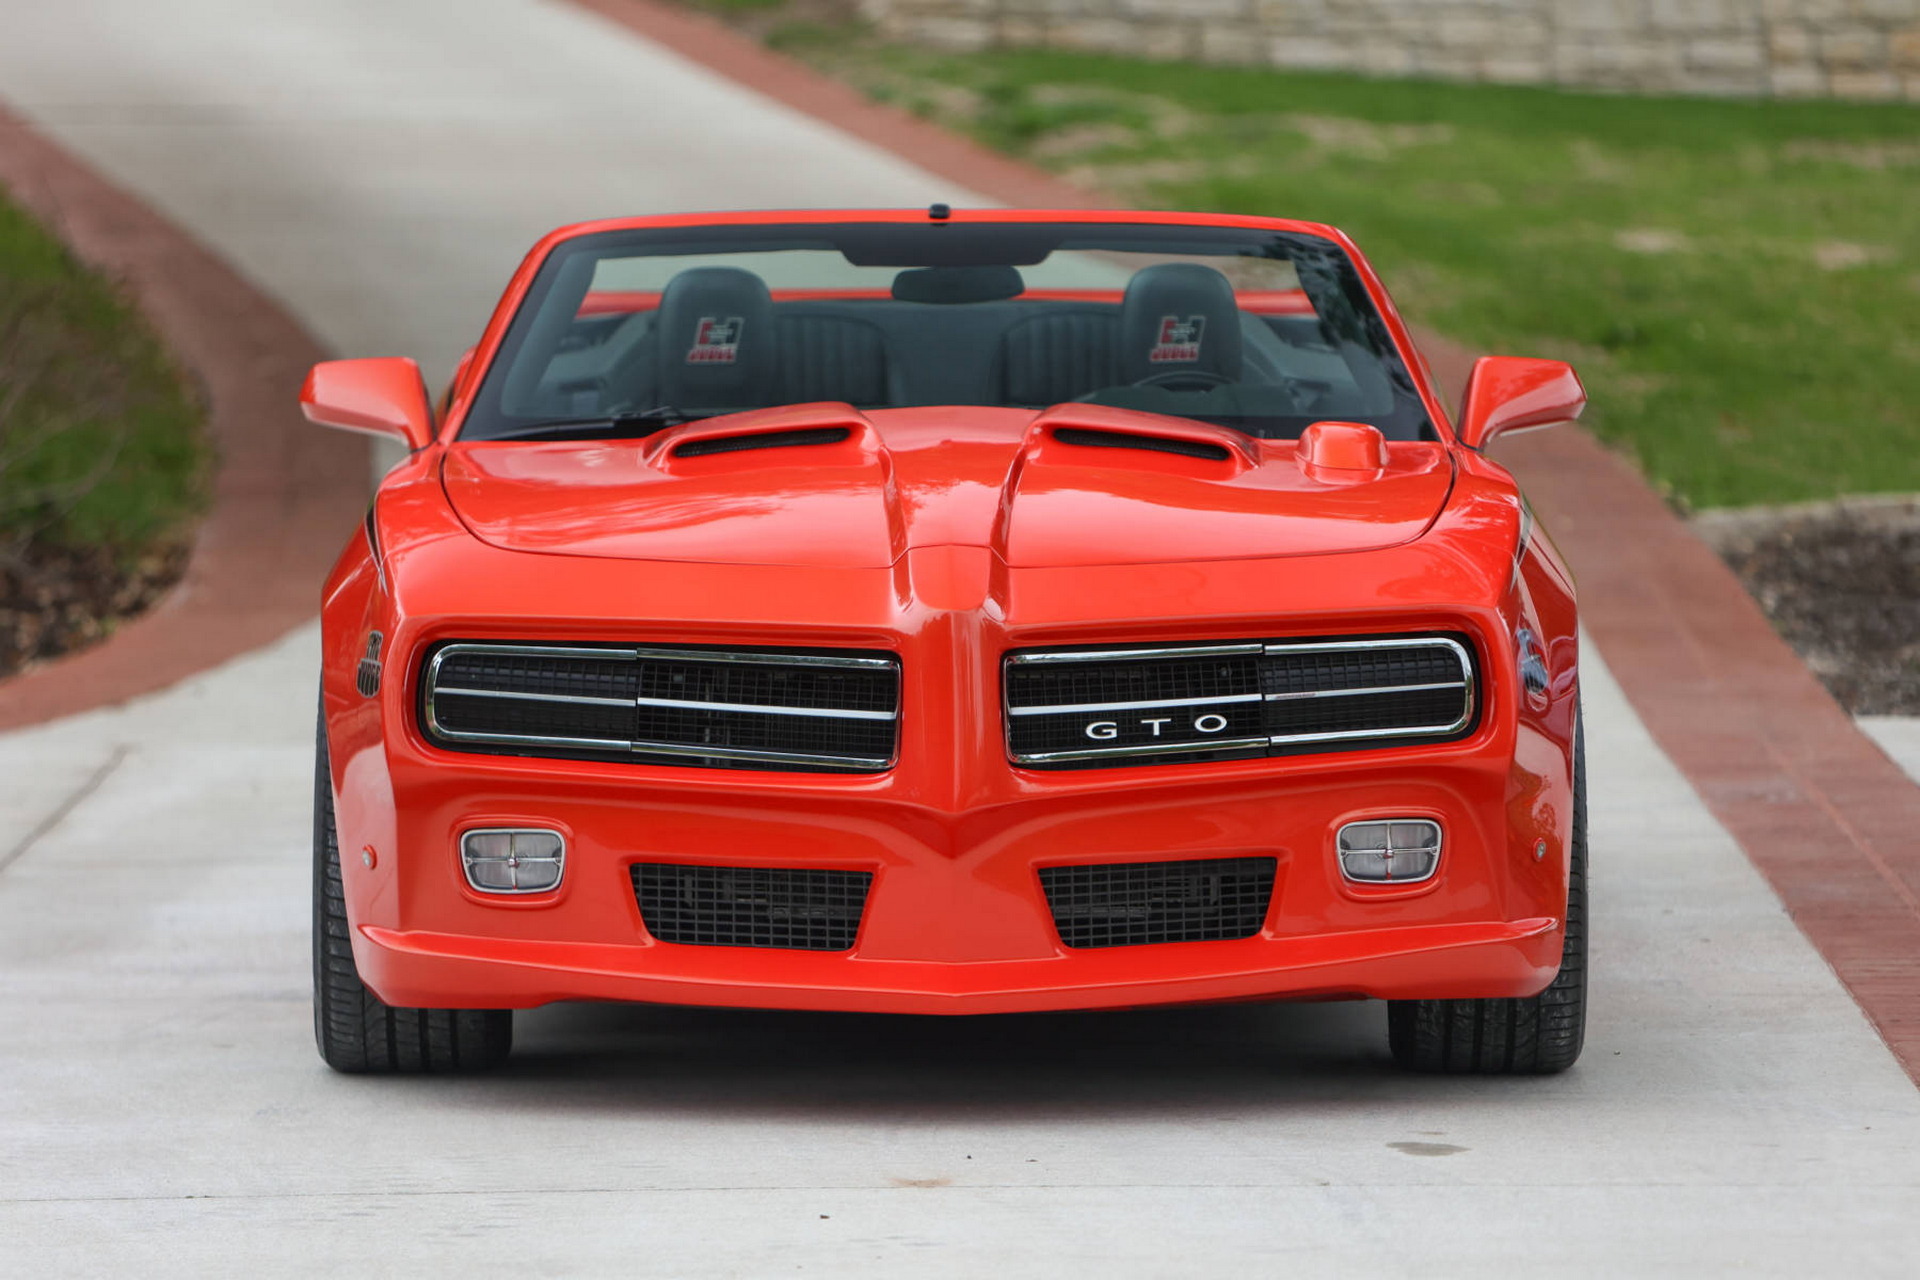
top-left (860, 0), bottom-right (1920, 100)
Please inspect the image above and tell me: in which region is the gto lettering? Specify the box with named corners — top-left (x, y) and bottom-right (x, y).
top-left (1083, 712), bottom-right (1235, 740)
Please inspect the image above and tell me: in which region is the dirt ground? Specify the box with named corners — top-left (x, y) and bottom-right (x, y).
top-left (0, 540), bottom-right (187, 678)
top-left (1698, 497), bottom-right (1920, 715)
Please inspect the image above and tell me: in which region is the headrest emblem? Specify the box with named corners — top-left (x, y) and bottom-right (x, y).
top-left (1149, 314), bottom-right (1205, 363)
top-left (686, 316), bottom-right (744, 365)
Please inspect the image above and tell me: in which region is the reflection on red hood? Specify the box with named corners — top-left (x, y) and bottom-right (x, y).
top-left (440, 405), bottom-right (1453, 569)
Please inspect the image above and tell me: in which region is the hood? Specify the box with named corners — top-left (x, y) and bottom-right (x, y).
top-left (440, 404), bottom-right (1454, 569)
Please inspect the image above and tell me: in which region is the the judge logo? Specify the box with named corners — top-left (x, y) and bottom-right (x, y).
top-left (1148, 315), bottom-right (1205, 363)
top-left (686, 316), bottom-right (744, 364)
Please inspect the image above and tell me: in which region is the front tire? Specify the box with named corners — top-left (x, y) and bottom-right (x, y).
top-left (313, 704), bottom-right (512, 1073)
top-left (1386, 715), bottom-right (1588, 1074)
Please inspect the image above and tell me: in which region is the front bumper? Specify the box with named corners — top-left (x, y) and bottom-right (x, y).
top-left (357, 917), bottom-right (1560, 1015)
top-left (337, 734), bottom-right (1573, 1014)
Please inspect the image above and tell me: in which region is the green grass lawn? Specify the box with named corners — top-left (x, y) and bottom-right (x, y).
top-left (0, 191), bottom-right (206, 559)
top-left (763, 17), bottom-right (1920, 509)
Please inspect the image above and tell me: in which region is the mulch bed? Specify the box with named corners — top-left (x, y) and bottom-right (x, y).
top-left (0, 539), bottom-right (188, 679)
top-left (1700, 500), bottom-right (1920, 715)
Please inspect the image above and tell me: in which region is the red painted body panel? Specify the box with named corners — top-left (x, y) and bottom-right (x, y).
top-left (301, 357), bottom-right (434, 452)
top-left (1458, 356), bottom-right (1588, 451)
top-left (316, 209), bottom-right (1581, 1017)
top-left (441, 404), bottom-right (1453, 568)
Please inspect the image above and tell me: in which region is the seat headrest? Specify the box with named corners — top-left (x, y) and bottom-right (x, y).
top-left (654, 267), bottom-right (777, 411)
top-left (1118, 263), bottom-right (1243, 385)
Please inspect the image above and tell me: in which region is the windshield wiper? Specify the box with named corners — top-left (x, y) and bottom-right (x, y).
top-left (483, 406), bottom-right (698, 442)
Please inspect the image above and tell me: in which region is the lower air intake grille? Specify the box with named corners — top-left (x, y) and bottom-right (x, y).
top-left (631, 863), bottom-right (873, 951)
top-left (422, 642), bottom-right (899, 773)
top-left (1005, 634), bottom-right (1475, 769)
top-left (1039, 856), bottom-right (1277, 949)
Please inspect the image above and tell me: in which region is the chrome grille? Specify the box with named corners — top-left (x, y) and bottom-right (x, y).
top-left (423, 643), bottom-right (900, 772)
top-left (1005, 635), bottom-right (1475, 768)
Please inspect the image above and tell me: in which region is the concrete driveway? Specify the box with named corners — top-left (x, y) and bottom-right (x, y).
top-left (2, 2), bottom-right (1917, 1274)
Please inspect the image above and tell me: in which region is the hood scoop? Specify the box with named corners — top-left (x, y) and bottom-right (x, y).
top-left (643, 404), bottom-right (872, 470)
top-left (669, 425), bottom-right (853, 459)
top-left (1052, 426), bottom-right (1234, 462)
top-left (1029, 406), bottom-right (1256, 474)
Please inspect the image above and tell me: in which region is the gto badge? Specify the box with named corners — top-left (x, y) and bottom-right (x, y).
top-left (1086, 713), bottom-right (1231, 740)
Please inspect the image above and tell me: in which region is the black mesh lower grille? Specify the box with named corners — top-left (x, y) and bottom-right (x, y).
top-left (632, 863), bottom-right (873, 951)
top-left (1039, 857), bottom-right (1277, 948)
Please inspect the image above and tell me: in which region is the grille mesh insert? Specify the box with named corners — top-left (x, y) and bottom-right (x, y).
top-left (1261, 646), bottom-right (1464, 696)
top-left (1005, 653), bottom-right (1260, 709)
top-left (1039, 857), bottom-right (1277, 948)
top-left (423, 643), bottom-right (899, 772)
top-left (1006, 635), bottom-right (1474, 768)
top-left (632, 863), bottom-right (872, 951)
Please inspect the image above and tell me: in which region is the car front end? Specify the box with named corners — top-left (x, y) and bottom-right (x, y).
top-left (306, 209), bottom-right (1588, 1072)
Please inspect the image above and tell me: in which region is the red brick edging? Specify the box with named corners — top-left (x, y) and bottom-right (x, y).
top-left (0, 105), bottom-right (366, 730)
top-left (1499, 424), bottom-right (1920, 1079)
top-left (578, 0), bottom-right (1920, 1078)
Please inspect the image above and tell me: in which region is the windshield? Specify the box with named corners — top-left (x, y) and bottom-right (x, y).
top-left (459, 220), bottom-right (1433, 443)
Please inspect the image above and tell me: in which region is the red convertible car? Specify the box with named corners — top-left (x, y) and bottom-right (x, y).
top-left (304, 208), bottom-right (1588, 1075)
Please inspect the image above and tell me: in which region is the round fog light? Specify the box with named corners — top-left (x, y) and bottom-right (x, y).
top-left (1337, 819), bottom-right (1442, 884)
top-left (461, 828), bottom-right (565, 894)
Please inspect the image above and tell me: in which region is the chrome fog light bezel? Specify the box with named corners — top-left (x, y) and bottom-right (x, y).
top-left (1336, 819), bottom-right (1443, 885)
top-left (460, 828), bottom-right (566, 895)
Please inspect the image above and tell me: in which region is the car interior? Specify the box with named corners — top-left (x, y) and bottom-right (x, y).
top-left (506, 261), bottom-right (1414, 439)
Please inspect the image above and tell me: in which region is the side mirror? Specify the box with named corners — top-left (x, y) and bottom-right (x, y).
top-left (300, 358), bottom-right (435, 452)
top-left (1456, 357), bottom-right (1585, 451)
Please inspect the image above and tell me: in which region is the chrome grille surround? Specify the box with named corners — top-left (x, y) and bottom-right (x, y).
top-left (421, 642), bottom-right (901, 773)
top-left (1004, 634), bottom-right (1477, 769)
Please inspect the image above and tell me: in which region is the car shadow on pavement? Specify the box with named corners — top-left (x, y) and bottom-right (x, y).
top-left (481, 999), bottom-right (1456, 1121)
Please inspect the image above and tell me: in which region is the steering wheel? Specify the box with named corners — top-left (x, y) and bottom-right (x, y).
top-left (1131, 369), bottom-right (1235, 392)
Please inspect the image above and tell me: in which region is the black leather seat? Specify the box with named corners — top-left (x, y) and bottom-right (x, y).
top-left (777, 314), bottom-right (890, 407)
top-left (997, 310), bottom-right (1119, 406)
